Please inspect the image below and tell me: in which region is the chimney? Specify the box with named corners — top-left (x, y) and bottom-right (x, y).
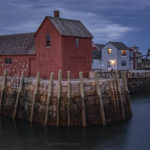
top-left (54, 10), bottom-right (59, 17)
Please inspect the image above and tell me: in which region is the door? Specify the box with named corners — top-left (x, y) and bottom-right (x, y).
top-left (107, 60), bottom-right (111, 71)
top-left (29, 58), bottom-right (37, 77)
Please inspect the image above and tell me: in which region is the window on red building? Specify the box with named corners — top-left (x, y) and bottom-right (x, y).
top-left (46, 34), bottom-right (50, 47)
top-left (5, 58), bottom-right (12, 64)
top-left (75, 38), bottom-right (79, 48)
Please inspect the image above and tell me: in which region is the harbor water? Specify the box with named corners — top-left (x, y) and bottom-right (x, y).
top-left (0, 93), bottom-right (150, 150)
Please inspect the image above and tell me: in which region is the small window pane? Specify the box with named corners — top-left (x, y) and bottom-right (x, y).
top-left (5, 58), bottom-right (12, 64)
top-left (108, 48), bottom-right (112, 54)
top-left (121, 61), bottom-right (126, 66)
top-left (122, 49), bottom-right (126, 56)
top-left (46, 34), bottom-right (50, 47)
top-left (75, 38), bottom-right (79, 48)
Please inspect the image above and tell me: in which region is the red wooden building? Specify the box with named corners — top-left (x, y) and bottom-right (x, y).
top-left (0, 11), bottom-right (93, 78)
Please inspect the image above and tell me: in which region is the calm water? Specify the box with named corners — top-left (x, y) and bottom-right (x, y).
top-left (0, 93), bottom-right (150, 150)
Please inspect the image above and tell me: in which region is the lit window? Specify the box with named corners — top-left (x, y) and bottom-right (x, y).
top-left (108, 48), bottom-right (112, 54)
top-left (46, 34), bottom-right (50, 47)
top-left (121, 61), bottom-right (126, 66)
top-left (5, 58), bottom-right (12, 64)
top-left (122, 49), bottom-right (126, 56)
top-left (75, 38), bottom-right (79, 48)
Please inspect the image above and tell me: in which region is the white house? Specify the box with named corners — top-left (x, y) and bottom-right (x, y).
top-left (92, 42), bottom-right (134, 71)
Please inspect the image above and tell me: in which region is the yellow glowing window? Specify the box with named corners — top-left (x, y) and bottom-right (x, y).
top-left (122, 49), bottom-right (126, 56)
top-left (108, 48), bottom-right (112, 54)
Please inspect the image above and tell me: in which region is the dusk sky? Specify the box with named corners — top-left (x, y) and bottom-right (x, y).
top-left (0, 0), bottom-right (150, 54)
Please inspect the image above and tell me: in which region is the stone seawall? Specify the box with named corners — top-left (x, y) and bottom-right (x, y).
top-left (128, 76), bottom-right (150, 94)
top-left (127, 70), bottom-right (150, 94)
top-left (0, 72), bottom-right (132, 127)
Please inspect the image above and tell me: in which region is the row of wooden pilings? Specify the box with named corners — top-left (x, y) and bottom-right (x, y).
top-left (0, 70), bottom-right (132, 127)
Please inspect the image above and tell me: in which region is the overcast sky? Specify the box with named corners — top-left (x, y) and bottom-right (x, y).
top-left (0, 0), bottom-right (150, 54)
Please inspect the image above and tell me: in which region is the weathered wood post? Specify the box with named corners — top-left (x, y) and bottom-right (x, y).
top-left (109, 73), bottom-right (117, 120)
top-left (110, 70), bottom-right (121, 121)
top-left (79, 72), bottom-right (86, 127)
top-left (44, 72), bottom-right (54, 126)
top-left (121, 71), bottom-right (132, 118)
top-left (67, 71), bottom-right (71, 127)
top-left (94, 71), bottom-right (106, 125)
top-left (56, 70), bottom-right (62, 127)
top-left (30, 72), bottom-right (40, 123)
top-left (13, 70), bottom-right (25, 120)
top-left (115, 70), bottom-right (125, 120)
top-left (0, 70), bottom-right (7, 116)
top-left (112, 72), bottom-right (120, 114)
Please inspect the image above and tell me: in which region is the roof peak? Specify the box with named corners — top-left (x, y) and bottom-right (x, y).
top-left (106, 41), bottom-right (128, 49)
top-left (47, 16), bottom-right (93, 38)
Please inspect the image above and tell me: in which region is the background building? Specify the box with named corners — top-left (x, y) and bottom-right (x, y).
top-left (92, 44), bottom-right (105, 70)
top-left (102, 42), bottom-right (130, 71)
top-left (92, 42), bottom-right (138, 71)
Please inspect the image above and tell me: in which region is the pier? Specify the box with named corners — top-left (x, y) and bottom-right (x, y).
top-left (0, 70), bottom-right (132, 127)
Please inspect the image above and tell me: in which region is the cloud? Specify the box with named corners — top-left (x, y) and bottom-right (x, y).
top-left (61, 9), bottom-right (134, 43)
top-left (6, 21), bottom-right (40, 34)
top-left (92, 24), bottom-right (134, 42)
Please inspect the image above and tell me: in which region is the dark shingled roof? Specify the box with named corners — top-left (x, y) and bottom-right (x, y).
top-left (0, 33), bottom-right (35, 55)
top-left (109, 42), bottom-right (128, 49)
top-left (48, 16), bottom-right (93, 38)
top-left (95, 44), bottom-right (105, 51)
top-left (92, 51), bottom-right (101, 59)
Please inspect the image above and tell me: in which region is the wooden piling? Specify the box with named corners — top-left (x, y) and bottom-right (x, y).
top-left (13, 70), bottom-right (25, 120)
top-left (0, 70), bottom-right (7, 116)
top-left (44, 72), bottom-right (54, 126)
top-left (109, 74), bottom-right (117, 120)
top-left (121, 71), bottom-right (132, 117)
top-left (30, 72), bottom-right (40, 123)
top-left (111, 71), bottom-right (121, 120)
top-left (56, 70), bottom-right (62, 127)
top-left (94, 72), bottom-right (106, 125)
top-left (67, 71), bottom-right (71, 127)
top-left (79, 72), bottom-right (86, 127)
top-left (115, 71), bottom-right (125, 120)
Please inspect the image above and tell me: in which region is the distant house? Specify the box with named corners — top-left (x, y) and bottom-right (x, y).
top-left (92, 41), bottom-right (135, 71)
top-left (101, 42), bottom-right (133, 71)
top-left (0, 11), bottom-right (93, 78)
top-left (92, 44), bottom-right (105, 70)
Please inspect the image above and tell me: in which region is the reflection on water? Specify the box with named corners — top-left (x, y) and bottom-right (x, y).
top-left (0, 93), bottom-right (150, 150)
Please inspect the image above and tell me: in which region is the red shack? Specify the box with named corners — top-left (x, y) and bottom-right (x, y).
top-left (0, 11), bottom-right (93, 78)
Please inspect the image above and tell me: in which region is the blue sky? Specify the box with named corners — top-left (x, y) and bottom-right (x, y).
top-left (0, 0), bottom-right (150, 54)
